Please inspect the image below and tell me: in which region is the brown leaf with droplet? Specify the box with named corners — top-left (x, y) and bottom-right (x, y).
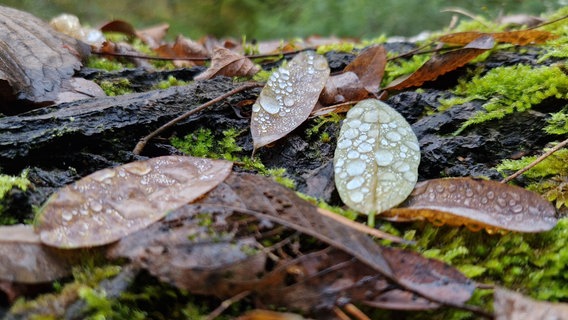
top-left (382, 177), bottom-right (557, 233)
top-left (0, 6), bottom-right (88, 105)
top-left (439, 29), bottom-right (557, 46)
top-left (251, 51), bottom-right (330, 150)
top-left (344, 44), bottom-right (387, 92)
top-left (494, 286), bottom-right (568, 320)
top-left (194, 47), bottom-right (260, 80)
top-left (35, 156), bottom-right (232, 249)
top-left (0, 225), bottom-right (74, 283)
top-left (385, 35), bottom-right (494, 91)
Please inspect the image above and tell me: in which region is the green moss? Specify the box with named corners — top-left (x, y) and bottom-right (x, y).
top-left (305, 112), bottom-right (342, 141)
top-left (382, 54), bottom-right (431, 87)
top-left (496, 149), bottom-right (568, 209)
top-left (99, 78), bottom-right (134, 96)
top-left (545, 106), bottom-right (568, 135)
top-left (86, 57), bottom-right (135, 72)
top-left (449, 64), bottom-right (568, 133)
top-left (170, 128), bottom-right (296, 189)
top-left (154, 75), bottom-right (190, 90)
top-left (316, 42), bottom-right (356, 54)
top-left (0, 170), bottom-right (30, 225)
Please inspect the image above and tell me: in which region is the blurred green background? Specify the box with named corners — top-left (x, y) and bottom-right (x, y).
top-left (0, 0), bottom-right (563, 39)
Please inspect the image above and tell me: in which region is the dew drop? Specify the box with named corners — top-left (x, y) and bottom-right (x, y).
top-left (125, 162), bottom-right (152, 176)
top-left (512, 204), bottom-right (524, 213)
top-left (358, 142), bottom-right (372, 153)
top-left (284, 96), bottom-right (295, 107)
top-left (386, 131), bottom-right (402, 142)
top-left (343, 128), bottom-right (359, 139)
top-left (91, 201), bottom-right (103, 212)
top-left (346, 159), bottom-right (366, 176)
top-left (62, 212), bottom-right (73, 222)
top-left (363, 109), bottom-right (379, 122)
top-left (347, 150), bottom-right (360, 159)
top-left (350, 191), bottom-right (364, 202)
top-left (91, 169), bottom-right (116, 182)
top-left (261, 101), bottom-right (281, 114)
top-left (346, 176), bottom-right (365, 190)
top-left (375, 150), bottom-right (394, 166)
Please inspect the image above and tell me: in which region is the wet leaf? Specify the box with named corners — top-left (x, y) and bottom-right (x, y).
top-left (383, 177), bottom-right (558, 233)
top-left (251, 51), bottom-right (330, 150)
top-left (194, 47), bottom-right (260, 80)
top-left (35, 156), bottom-right (232, 248)
top-left (0, 6), bottom-right (88, 105)
top-left (494, 286), bottom-right (568, 320)
top-left (109, 172), bottom-right (395, 295)
top-left (0, 225), bottom-right (73, 283)
top-left (439, 29), bottom-right (557, 46)
top-left (344, 44), bottom-right (387, 92)
top-left (385, 35), bottom-right (494, 91)
top-left (334, 99), bottom-right (420, 215)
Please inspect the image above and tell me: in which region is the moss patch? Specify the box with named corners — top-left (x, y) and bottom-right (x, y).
top-left (0, 170), bottom-right (30, 225)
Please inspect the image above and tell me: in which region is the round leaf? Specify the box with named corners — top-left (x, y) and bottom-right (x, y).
top-left (334, 99), bottom-right (420, 214)
top-left (35, 156), bottom-right (233, 248)
top-left (251, 51), bottom-right (330, 150)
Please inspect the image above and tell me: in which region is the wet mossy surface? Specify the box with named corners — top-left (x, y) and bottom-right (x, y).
top-left (1, 11), bottom-right (568, 319)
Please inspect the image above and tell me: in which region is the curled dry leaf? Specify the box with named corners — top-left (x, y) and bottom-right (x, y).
top-left (0, 225), bottom-right (73, 283)
top-left (494, 286), bottom-right (568, 320)
top-left (194, 47), bottom-right (260, 80)
top-left (382, 177), bottom-right (558, 233)
top-left (319, 71), bottom-right (369, 105)
top-left (155, 35), bottom-right (209, 67)
top-left (439, 29), bottom-right (558, 46)
top-left (385, 35), bottom-right (495, 91)
top-left (251, 51), bottom-right (330, 150)
top-left (0, 6), bottom-right (88, 105)
top-left (343, 44), bottom-right (387, 92)
top-left (334, 99), bottom-right (420, 215)
top-left (35, 156), bottom-right (232, 248)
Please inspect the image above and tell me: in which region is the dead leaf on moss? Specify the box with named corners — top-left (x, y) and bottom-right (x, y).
top-left (385, 35), bottom-right (494, 91)
top-left (155, 35), bottom-right (209, 67)
top-left (439, 29), bottom-right (557, 46)
top-left (382, 177), bottom-right (558, 233)
top-left (195, 47), bottom-right (259, 80)
top-left (0, 5), bottom-right (88, 105)
top-left (35, 156), bottom-right (232, 249)
top-left (494, 287), bottom-right (568, 320)
top-left (319, 71), bottom-right (368, 105)
top-left (0, 225), bottom-right (73, 283)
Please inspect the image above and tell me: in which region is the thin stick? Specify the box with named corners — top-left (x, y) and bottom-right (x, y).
top-left (133, 82), bottom-right (263, 155)
top-left (501, 137), bottom-right (568, 184)
top-left (343, 303), bottom-right (371, 320)
top-left (205, 290), bottom-right (251, 320)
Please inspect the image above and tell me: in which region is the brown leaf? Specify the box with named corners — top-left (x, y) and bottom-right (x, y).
top-left (319, 71), bottom-right (369, 105)
top-left (99, 20), bottom-right (138, 39)
top-left (35, 156), bottom-right (232, 248)
top-left (0, 225), bottom-right (73, 283)
top-left (0, 6), bottom-right (88, 105)
top-left (494, 286), bottom-right (568, 320)
top-left (385, 35), bottom-right (494, 91)
top-left (136, 23), bottom-right (169, 49)
top-left (54, 78), bottom-right (106, 104)
top-left (344, 44), bottom-right (387, 92)
top-left (382, 177), bottom-right (557, 233)
top-left (237, 309), bottom-right (307, 320)
top-left (155, 35), bottom-right (209, 67)
top-left (194, 47), bottom-right (259, 80)
top-left (251, 51), bottom-right (330, 150)
top-left (439, 29), bottom-right (557, 46)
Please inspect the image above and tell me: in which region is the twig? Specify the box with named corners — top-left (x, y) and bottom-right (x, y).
top-left (501, 137), bottom-right (568, 184)
top-left (133, 82), bottom-right (264, 155)
top-left (205, 290), bottom-right (251, 320)
top-left (343, 303), bottom-right (371, 320)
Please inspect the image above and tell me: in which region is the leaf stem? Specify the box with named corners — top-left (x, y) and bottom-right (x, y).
top-left (501, 137), bottom-right (568, 184)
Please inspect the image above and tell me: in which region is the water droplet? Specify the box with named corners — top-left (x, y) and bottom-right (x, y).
top-left (386, 131), bottom-right (401, 142)
top-left (375, 150), bottom-right (394, 166)
top-left (124, 162), bottom-right (152, 176)
top-left (465, 188), bottom-right (474, 197)
top-left (347, 150), bottom-right (360, 159)
top-left (350, 191), bottom-right (364, 202)
top-left (284, 96), bottom-right (295, 107)
top-left (346, 176), bottom-right (365, 190)
top-left (487, 191), bottom-right (495, 199)
top-left (91, 202), bottom-right (103, 212)
top-left (363, 109), bottom-right (379, 122)
top-left (343, 128), bottom-right (359, 139)
top-left (358, 142), bottom-right (372, 153)
top-left (512, 204), bottom-right (523, 213)
top-left (261, 101), bottom-right (280, 114)
top-left (346, 159), bottom-right (366, 176)
top-left (337, 139), bottom-right (352, 149)
top-left (62, 211), bottom-right (73, 221)
top-left (91, 169), bottom-right (116, 182)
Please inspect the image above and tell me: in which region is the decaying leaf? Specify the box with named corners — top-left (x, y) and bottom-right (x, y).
top-left (194, 47), bottom-right (260, 80)
top-left (343, 44), bottom-right (387, 92)
top-left (109, 172), bottom-right (474, 313)
top-left (494, 286), bottom-right (568, 320)
top-left (385, 35), bottom-right (495, 91)
top-left (251, 51), bottom-right (330, 150)
top-left (0, 225), bottom-right (73, 283)
top-left (0, 6), bottom-right (88, 106)
top-left (334, 99), bottom-right (420, 215)
top-left (383, 177), bottom-right (558, 233)
top-left (155, 35), bottom-right (209, 67)
top-left (439, 29), bottom-right (558, 46)
top-left (35, 156), bottom-right (232, 248)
